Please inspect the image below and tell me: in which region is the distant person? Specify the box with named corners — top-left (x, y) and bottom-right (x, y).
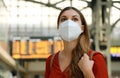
top-left (45, 6), bottom-right (108, 78)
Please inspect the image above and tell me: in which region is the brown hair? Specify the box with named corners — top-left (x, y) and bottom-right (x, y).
top-left (57, 7), bottom-right (90, 78)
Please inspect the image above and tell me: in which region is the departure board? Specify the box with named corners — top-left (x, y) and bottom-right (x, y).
top-left (110, 46), bottom-right (120, 57)
top-left (12, 38), bottom-right (63, 59)
top-left (11, 37), bottom-right (120, 59)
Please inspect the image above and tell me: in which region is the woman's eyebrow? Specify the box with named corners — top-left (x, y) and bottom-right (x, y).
top-left (60, 16), bottom-right (66, 18)
top-left (72, 15), bottom-right (79, 17)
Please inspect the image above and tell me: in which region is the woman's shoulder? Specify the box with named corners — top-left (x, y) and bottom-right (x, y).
top-left (90, 50), bottom-right (108, 77)
top-left (46, 52), bottom-right (59, 63)
top-left (93, 51), bottom-right (105, 59)
top-left (46, 55), bottom-right (52, 63)
top-left (89, 50), bottom-right (106, 64)
top-left (88, 50), bottom-right (105, 60)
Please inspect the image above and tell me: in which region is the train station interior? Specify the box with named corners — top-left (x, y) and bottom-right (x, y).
top-left (0, 0), bottom-right (120, 78)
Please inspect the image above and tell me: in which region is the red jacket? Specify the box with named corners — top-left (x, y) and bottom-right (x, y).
top-left (45, 50), bottom-right (108, 78)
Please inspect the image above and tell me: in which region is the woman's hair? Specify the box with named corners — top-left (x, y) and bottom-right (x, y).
top-left (57, 7), bottom-right (90, 78)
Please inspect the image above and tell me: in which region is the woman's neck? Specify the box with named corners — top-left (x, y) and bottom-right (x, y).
top-left (62, 40), bottom-right (77, 58)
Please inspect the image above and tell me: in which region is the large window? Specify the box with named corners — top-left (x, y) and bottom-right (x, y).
top-left (3, 0), bottom-right (92, 37)
top-left (0, 1), bottom-right (9, 51)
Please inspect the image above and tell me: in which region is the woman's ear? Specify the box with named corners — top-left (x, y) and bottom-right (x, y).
top-left (81, 25), bottom-right (84, 32)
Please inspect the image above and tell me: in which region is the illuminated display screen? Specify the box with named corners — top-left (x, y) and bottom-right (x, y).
top-left (11, 38), bottom-right (120, 59)
top-left (110, 46), bottom-right (120, 57)
top-left (12, 38), bottom-right (63, 59)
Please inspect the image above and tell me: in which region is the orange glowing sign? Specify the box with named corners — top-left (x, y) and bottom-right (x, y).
top-left (12, 39), bottom-right (63, 59)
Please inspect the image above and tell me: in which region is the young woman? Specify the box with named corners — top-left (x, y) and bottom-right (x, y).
top-left (45, 7), bottom-right (108, 78)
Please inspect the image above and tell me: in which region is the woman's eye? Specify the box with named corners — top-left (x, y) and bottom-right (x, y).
top-left (60, 18), bottom-right (67, 22)
top-left (72, 18), bottom-right (78, 21)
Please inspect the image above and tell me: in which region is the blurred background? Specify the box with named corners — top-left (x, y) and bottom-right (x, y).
top-left (0, 0), bottom-right (120, 78)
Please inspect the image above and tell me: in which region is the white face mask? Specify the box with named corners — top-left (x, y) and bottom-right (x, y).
top-left (58, 20), bottom-right (83, 42)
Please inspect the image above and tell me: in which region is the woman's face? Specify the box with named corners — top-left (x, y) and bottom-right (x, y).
top-left (59, 9), bottom-right (83, 30)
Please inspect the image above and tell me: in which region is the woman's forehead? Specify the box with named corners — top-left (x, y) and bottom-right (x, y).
top-left (60, 9), bottom-right (80, 17)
